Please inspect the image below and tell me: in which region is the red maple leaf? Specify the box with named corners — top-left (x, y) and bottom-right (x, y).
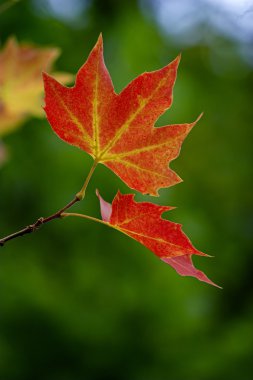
top-left (96, 191), bottom-right (219, 287)
top-left (43, 34), bottom-right (201, 195)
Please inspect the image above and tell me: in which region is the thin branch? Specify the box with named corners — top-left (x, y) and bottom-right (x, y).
top-left (0, 160), bottom-right (98, 247)
top-left (0, 197), bottom-right (78, 247)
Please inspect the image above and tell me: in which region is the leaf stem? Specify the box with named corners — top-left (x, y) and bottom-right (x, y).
top-left (0, 160), bottom-right (98, 247)
top-left (62, 212), bottom-right (109, 227)
top-left (76, 159), bottom-right (98, 200)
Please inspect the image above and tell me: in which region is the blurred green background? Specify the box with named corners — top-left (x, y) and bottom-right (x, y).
top-left (0, 0), bottom-right (253, 379)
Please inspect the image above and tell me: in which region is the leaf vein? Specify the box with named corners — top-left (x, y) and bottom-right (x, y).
top-left (49, 82), bottom-right (93, 145)
top-left (102, 141), bottom-right (178, 161)
top-left (93, 54), bottom-right (100, 156)
top-left (116, 226), bottom-right (187, 253)
top-left (107, 158), bottom-right (169, 179)
top-left (98, 73), bottom-right (170, 159)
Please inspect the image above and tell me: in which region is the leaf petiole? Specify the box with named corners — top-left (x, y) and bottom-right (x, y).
top-left (76, 159), bottom-right (98, 200)
top-left (61, 212), bottom-right (109, 227)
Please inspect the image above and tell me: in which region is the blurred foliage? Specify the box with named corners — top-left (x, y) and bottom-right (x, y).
top-left (0, 36), bottom-right (72, 137)
top-left (0, 0), bottom-right (253, 379)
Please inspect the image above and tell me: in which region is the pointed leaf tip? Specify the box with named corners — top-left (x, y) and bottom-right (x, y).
top-left (175, 53), bottom-right (181, 65)
top-left (196, 112), bottom-right (204, 123)
top-left (98, 33), bottom-right (103, 42)
top-left (95, 33), bottom-right (103, 50)
top-left (42, 71), bottom-right (49, 81)
top-left (162, 255), bottom-right (221, 288)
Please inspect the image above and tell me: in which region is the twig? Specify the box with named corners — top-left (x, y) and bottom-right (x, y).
top-left (0, 160), bottom-right (98, 247)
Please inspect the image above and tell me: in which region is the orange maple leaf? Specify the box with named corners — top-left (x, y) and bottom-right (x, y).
top-left (43, 34), bottom-right (201, 195)
top-left (97, 191), bottom-right (219, 287)
top-left (0, 36), bottom-right (72, 137)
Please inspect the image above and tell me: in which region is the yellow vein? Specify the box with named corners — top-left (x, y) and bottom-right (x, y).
top-left (99, 103), bottom-right (147, 159)
top-left (116, 212), bottom-right (158, 227)
top-left (115, 226), bottom-right (188, 252)
top-left (98, 73), bottom-right (170, 160)
top-left (101, 140), bottom-right (179, 161)
top-left (92, 54), bottom-right (100, 156)
top-left (63, 213), bottom-right (190, 255)
top-left (49, 82), bottom-right (93, 146)
top-left (111, 158), bottom-right (170, 179)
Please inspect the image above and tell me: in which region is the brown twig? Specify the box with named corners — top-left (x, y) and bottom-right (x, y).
top-left (0, 160), bottom-right (98, 247)
top-left (0, 196), bottom-right (79, 247)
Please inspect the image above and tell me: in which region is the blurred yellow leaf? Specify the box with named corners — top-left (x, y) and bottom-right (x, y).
top-left (0, 36), bottom-right (73, 137)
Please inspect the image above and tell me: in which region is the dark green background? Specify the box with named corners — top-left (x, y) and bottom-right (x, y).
top-left (0, 0), bottom-right (253, 379)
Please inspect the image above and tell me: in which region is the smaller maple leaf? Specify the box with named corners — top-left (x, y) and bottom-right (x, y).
top-left (96, 190), bottom-right (219, 287)
top-left (0, 36), bottom-right (72, 137)
top-left (43, 34), bottom-right (201, 195)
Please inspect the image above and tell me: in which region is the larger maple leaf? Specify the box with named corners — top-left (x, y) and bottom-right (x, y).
top-left (96, 191), bottom-right (218, 287)
top-left (0, 37), bottom-right (72, 137)
top-left (43, 35), bottom-right (201, 195)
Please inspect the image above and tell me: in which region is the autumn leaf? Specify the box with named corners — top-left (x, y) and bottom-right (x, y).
top-left (43, 34), bottom-right (201, 195)
top-left (96, 190), bottom-right (219, 287)
top-left (0, 36), bottom-right (72, 137)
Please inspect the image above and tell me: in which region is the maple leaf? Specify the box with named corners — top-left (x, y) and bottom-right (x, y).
top-left (43, 34), bottom-right (201, 195)
top-left (0, 36), bottom-right (72, 137)
top-left (96, 190), bottom-right (219, 287)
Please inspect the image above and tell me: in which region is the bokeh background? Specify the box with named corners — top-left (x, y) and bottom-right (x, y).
top-left (0, 0), bottom-right (253, 379)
